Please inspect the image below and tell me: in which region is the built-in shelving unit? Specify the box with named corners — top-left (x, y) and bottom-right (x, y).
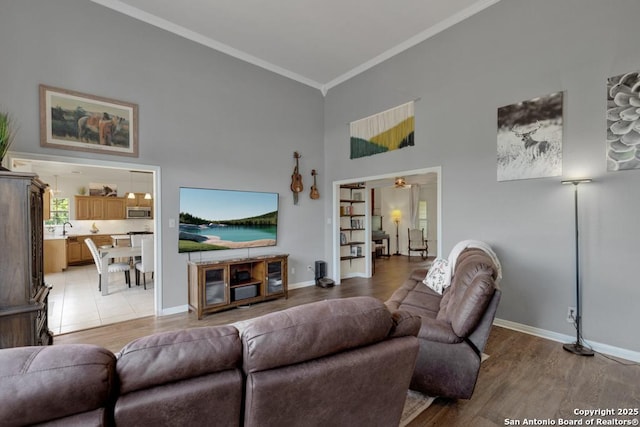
top-left (339, 184), bottom-right (367, 278)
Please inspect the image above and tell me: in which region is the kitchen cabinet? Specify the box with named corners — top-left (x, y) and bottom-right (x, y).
top-left (43, 187), bottom-right (51, 220)
top-left (44, 239), bottom-right (67, 273)
top-left (75, 196), bottom-right (126, 220)
top-left (103, 198), bottom-right (126, 219)
top-left (76, 196), bottom-right (102, 220)
top-left (126, 192), bottom-right (152, 208)
top-left (67, 234), bottom-right (113, 265)
top-left (67, 237), bottom-right (83, 264)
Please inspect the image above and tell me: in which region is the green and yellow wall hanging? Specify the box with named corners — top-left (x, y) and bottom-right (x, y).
top-left (349, 101), bottom-right (415, 159)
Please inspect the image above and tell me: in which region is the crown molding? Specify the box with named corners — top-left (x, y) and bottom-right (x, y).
top-left (91, 0), bottom-right (501, 96)
top-left (90, 0), bottom-right (324, 91)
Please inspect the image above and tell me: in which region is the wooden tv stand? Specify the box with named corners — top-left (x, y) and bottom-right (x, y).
top-left (187, 253), bottom-right (288, 319)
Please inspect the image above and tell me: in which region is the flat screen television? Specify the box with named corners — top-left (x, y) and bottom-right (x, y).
top-left (179, 187), bottom-right (278, 253)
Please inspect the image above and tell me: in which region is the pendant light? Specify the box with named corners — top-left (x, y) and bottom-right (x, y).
top-left (128, 171), bottom-right (136, 199)
top-left (144, 174), bottom-right (152, 200)
top-left (50, 175), bottom-right (62, 196)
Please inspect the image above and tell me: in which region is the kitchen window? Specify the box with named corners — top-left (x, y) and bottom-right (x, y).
top-left (418, 200), bottom-right (427, 233)
top-left (45, 197), bottom-right (70, 226)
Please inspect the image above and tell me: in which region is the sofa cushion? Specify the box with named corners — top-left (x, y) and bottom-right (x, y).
top-left (0, 344), bottom-right (116, 427)
top-left (114, 370), bottom-right (243, 427)
top-left (386, 276), bottom-right (442, 319)
top-left (389, 309), bottom-right (421, 338)
top-left (417, 317), bottom-right (464, 344)
top-left (423, 257), bottom-right (451, 294)
top-left (449, 265), bottom-right (495, 337)
top-left (438, 250), bottom-right (496, 337)
top-left (239, 296), bottom-right (393, 373)
top-left (116, 325), bottom-right (241, 395)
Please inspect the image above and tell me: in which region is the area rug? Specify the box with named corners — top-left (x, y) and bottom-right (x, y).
top-left (399, 353), bottom-right (489, 426)
top-left (399, 390), bottom-right (437, 426)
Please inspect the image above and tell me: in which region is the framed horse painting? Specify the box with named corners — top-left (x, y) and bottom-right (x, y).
top-left (39, 84), bottom-right (138, 157)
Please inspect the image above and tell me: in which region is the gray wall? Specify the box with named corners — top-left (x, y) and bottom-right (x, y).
top-left (2, 0), bottom-right (638, 354)
top-left (324, 0), bottom-right (640, 352)
top-left (0, 0), bottom-right (325, 309)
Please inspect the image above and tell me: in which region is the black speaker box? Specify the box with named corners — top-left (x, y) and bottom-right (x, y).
top-left (315, 261), bottom-right (326, 280)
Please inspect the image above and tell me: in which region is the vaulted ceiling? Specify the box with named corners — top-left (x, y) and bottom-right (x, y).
top-left (91, 0), bottom-right (500, 94)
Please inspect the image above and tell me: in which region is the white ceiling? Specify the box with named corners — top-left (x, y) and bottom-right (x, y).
top-left (10, 158), bottom-right (151, 185)
top-left (90, 0), bottom-right (500, 94)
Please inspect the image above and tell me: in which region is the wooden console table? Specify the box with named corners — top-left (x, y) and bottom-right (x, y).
top-left (187, 254), bottom-right (288, 319)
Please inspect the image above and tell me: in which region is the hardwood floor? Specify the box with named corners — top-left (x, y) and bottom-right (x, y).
top-left (55, 255), bottom-right (640, 426)
top-left (54, 254), bottom-right (425, 351)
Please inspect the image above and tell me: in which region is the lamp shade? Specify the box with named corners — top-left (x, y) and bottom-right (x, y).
top-left (391, 209), bottom-right (401, 223)
top-left (561, 178), bottom-right (592, 185)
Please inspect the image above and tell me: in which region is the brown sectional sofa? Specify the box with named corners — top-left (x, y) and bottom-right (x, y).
top-left (114, 325), bottom-right (243, 426)
top-left (386, 247), bottom-right (502, 399)
top-left (0, 296), bottom-right (420, 427)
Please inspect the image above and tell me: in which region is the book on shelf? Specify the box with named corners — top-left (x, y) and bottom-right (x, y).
top-left (340, 232), bottom-right (347, 245)
top-left (350, 246), bottom-right (362, 256)
top-left (350, 218), bottom-right (363, 229)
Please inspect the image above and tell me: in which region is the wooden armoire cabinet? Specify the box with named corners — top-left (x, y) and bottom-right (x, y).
top-left (0, 171), bottom-right (53, 348)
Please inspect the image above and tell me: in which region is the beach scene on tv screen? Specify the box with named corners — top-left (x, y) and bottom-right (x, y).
top-left (179, 187), bottom-right (278, 253)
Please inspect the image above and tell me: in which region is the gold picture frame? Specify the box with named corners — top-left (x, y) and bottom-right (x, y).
top-left (39, 84), bottom-right (138, 157)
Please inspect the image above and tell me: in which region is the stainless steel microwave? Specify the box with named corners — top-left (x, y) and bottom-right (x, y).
top-left (126, 206), bottom-right (152, 219)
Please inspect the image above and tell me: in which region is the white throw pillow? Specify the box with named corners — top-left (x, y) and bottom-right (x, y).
top-left (423, 257), bottom-right (451, 295)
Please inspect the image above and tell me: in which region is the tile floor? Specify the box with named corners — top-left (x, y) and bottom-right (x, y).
top-left (46, 264), bottom-right (155, 335)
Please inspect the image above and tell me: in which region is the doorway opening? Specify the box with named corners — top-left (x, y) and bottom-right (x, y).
top-left (333, 166), bottom-right (441, 284)
top-left (7, 152), bottom-right (161, 334)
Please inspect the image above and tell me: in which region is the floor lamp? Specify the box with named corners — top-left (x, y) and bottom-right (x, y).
top-left (391, 209), bottom-right (401, 256)
top-left (561, 178), bottom-right (594, 357)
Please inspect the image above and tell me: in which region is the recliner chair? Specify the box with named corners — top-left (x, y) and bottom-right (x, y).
top-left (386, 247), bottom-right (501, 399)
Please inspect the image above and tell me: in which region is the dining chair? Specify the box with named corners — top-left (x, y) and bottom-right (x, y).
top-left (408, 228), bottom-right (428, 260)
top-left (85, 238), bottom-right (131, 291)
top-left (135, 237), bottom-right (154, 290)
top-left (129, 234), bottom-right (144, 264)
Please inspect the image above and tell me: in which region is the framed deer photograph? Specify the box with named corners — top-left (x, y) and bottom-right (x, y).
top-left (497, 91), bottom-right (563, 182)
top-left (39, 84), bottom-right (138, 157)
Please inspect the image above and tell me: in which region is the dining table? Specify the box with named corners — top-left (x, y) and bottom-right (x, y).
top-left (98, 245), bottom-right (141, 296)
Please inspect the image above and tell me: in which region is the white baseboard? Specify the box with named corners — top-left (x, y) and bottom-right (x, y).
top-left (159, 304), bottom-right (188, 316)
top-left (288, 280), bottom-right (315, 290)
top-left (494, 318), bottom-right (640, 363)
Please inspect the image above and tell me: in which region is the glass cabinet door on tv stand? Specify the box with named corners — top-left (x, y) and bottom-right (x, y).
top-left (204, 267), bottom-right (229, 308)
top-left (265, 257), bottom-right (288, 298)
